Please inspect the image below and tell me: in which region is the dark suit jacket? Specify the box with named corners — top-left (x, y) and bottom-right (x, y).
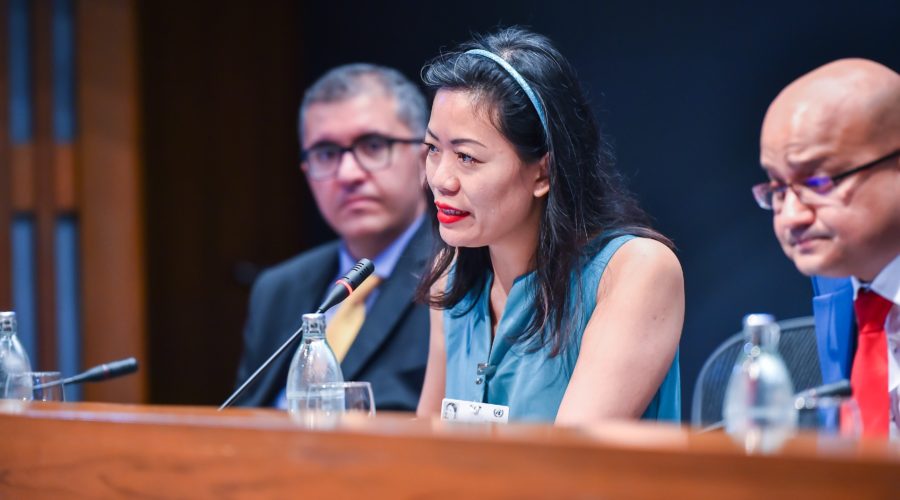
top-left (235, 224), bottom-right (431, 411)
top-left (812, 276), bottom-right (856, 385)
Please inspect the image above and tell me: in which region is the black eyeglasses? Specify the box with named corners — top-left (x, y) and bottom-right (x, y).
top-left (751, 149), bottom-right (900, 210)
top-left (301, 133), bottom-right (423, 180)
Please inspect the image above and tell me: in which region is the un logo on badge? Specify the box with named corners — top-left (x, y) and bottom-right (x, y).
top-left (493, 408), bottom-right (504, 418)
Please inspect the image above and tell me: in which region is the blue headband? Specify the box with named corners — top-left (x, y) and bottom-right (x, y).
top-left (465, 49), bottom-right (549, 137)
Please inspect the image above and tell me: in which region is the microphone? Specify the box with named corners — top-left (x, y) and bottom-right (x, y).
top-left (218, 258), bottom-right (376, 411)
top-left (793, 379), bottom-right (852, 409)
top-left (316, 258), bottom-right (375, 313)
top-left (34, 357), bottom-right (139, 389)
top-left (700, 379), bottom-right (852, 433)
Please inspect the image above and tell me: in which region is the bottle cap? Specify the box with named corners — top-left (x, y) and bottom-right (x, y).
top-left (302, 312), bottom-right (326, 336)
top-left (0, 311), bottom-right (16, 333)
top-left (742, 313), bottom-right (775, 328)
top-left (742, 313), bottom-right (780, 348)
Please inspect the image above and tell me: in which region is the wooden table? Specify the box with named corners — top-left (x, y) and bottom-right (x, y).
top-left (1, 402), bottom-right (898, 498)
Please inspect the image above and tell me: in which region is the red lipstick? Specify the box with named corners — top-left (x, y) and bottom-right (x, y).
top-left (435, 201), bottom-right (470, 224)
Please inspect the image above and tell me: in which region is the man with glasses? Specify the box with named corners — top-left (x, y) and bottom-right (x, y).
top-left (755, 58), bottom-right (900, 436)
top-left (235, 64), bottom-right (430, 411)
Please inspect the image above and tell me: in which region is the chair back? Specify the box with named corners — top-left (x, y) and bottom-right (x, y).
top-left (690, 316), bottom-right (821, 429)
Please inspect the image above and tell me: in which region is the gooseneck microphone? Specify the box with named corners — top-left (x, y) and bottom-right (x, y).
top-left (218, 258), bottom-right (375, 411)
top-left (792, 379), bottom-right (852, 407)
top-left (700, 379), bottom-right (852, 433)
top-left (315, 258), bottom-right (376, 314)
top-left (34, 357), bottom-right (139, 389)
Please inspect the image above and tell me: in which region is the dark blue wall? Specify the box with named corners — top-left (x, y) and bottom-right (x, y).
top-left (297, 0), bottom-right (900, 419)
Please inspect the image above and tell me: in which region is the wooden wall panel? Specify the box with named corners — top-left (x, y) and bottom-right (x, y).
top-left (0, 0), bottom-right (11, 310)
top-left (54, 145), bottom-right (77, 211)
top-left (140, 1), bottom-right (305, 404)
top-left (76, 0), bottom-right (146, 402)
top-left (33, 0), bottom-right (57, 371)
top-left (9, 144), bottom-right (34, 211)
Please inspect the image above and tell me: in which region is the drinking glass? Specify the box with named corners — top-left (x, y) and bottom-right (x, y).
top-left (290, 381), bottom-right (375, 429)
top-left (795, 395), bottom-right (861, 439)
top-left (8, 371), bottom-right (66, 402)
top-left (32, 372), bottom-right (65, 401)
top-left (305, 381), bottom-right (375, 417)
top-left (2, 371), bottom-right (33, 401)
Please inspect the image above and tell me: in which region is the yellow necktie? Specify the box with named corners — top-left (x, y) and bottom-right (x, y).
top-left (326, 275), bottom-right (382, 362)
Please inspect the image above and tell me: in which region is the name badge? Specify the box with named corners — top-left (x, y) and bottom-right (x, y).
top-left (441, 398), bottom-right (509, 423)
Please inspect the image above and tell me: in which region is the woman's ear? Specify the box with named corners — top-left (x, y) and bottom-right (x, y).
top-left (533, 153), bottom-right (550, 198)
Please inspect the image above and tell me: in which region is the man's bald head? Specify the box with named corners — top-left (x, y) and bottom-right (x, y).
top-left (759, 59), bottom-right (900, 281)
top-left (762, 59), bottom-right (900, 167)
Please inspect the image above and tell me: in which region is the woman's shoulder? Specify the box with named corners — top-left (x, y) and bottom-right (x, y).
top-left (613, 236), bottom-right (678, 264)
top-left (585, 233), bottom-right (678, 266)
top-left (595, 236), bottom-right (683, 294)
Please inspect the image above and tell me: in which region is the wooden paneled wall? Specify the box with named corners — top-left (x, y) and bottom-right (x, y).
top-left (76, 0), bottom-right (146, 402)
top-left (2, 0), bottom-right (147, 401)
top-left (139, 1), bottom-right (309, 404)
top-left (3, 0), bottom-right (69, 372)
top-left (0, 0), bottom-right (11, 309)
top-left (3, 1), bottom-right (313, 405)
top-left (33, 0), bottom-right (58, 371)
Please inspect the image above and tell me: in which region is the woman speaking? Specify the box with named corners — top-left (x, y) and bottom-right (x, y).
top-left (416, 27), bottom-right (683, 425)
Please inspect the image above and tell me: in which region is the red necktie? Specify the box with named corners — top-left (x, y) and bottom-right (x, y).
top-left (851, 288), bottom-right (893, 437)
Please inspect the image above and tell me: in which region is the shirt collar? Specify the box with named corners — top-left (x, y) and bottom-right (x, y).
top-left (338, 215), bottom-right (424, 281)
top-left (851, 253), bottom-right (900, 305)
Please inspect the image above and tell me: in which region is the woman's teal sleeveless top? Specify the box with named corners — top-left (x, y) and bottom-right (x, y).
top-left (443, 235), bottom-right (680, 423)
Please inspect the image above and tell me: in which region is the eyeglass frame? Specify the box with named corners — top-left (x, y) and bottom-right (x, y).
top-left (300, 133), bottom-right (423, 181)
top-left (752, 149), bottom-right (900, 211)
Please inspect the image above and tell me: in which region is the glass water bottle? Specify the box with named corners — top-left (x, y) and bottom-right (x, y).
top-left (286, 313), bottom-right (344, 417)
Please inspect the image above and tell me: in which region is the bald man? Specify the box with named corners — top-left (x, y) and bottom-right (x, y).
top-left (755, 59), bottom-right (900, 436)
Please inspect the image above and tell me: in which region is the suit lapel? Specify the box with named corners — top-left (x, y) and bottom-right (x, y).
top-left (340, 226), bottom-right (429, 381)
top-left (813, 278), bottom-right (855, 384)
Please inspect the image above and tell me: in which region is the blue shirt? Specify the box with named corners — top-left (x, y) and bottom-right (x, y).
top-left (443, 234), bottom-right (681, 423)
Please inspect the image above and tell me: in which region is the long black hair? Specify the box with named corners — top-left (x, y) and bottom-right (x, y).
top-left (416, 27), bottom-right (672, 356)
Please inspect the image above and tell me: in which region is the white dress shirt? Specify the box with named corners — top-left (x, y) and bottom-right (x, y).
top-left (851, 253), bottom-right (900, 436)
